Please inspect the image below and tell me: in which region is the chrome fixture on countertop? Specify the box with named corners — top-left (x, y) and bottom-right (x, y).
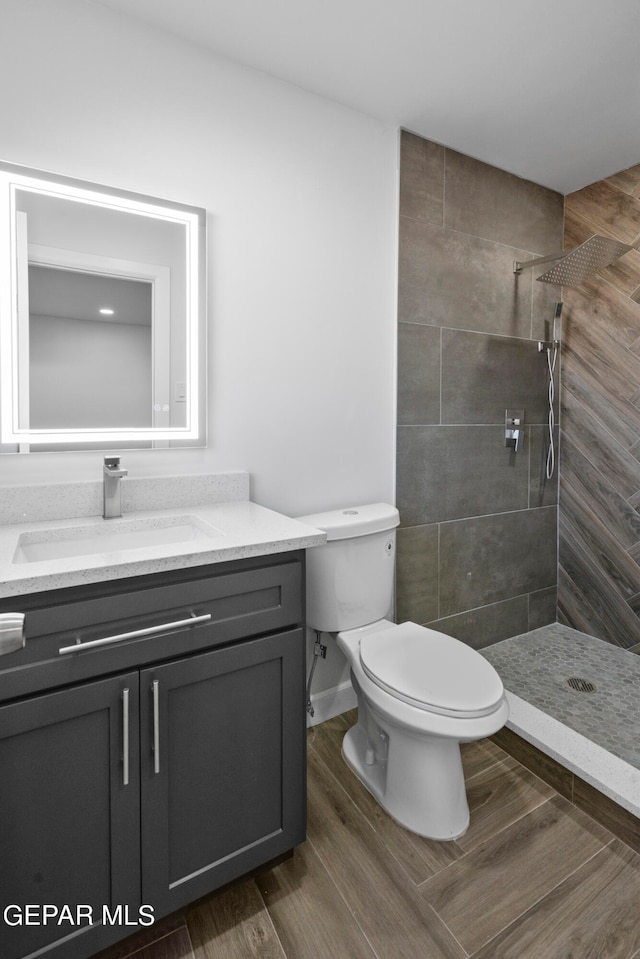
top-left (103, 456), bottom-right (128, 519)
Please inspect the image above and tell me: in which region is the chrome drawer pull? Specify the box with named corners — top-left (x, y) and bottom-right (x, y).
top-left (0, 613), bottom-right (25, 656)
top-left (152, 680), bottom-right (160, 775)
top-left (122, 687), bottom-right (130, 787)
top-left (58, 613), bottom-right (211, 655)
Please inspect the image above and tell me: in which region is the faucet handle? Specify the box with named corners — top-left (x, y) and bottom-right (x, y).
top-left (104, 455), bottom-right (128, 476)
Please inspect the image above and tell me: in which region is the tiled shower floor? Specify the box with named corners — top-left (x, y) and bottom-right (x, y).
top-left (482, 623), bottom-right (640, 817)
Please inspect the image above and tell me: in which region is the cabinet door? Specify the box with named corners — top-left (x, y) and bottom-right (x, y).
top-left (0, 674), bottom-right (141, 959)
top-left (140, 629), bottom-right (305, 916)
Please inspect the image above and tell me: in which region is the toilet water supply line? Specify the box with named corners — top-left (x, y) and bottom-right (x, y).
top-left (306, 631), bottom-right (327, 717)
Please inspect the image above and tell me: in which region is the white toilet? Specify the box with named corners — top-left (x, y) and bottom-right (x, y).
top-left (298, 503), bottom-right (509, 840)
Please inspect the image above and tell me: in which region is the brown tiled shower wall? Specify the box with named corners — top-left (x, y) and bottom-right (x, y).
top-left (560, 171), bottom-right (640, 652)
top-left (396, 131), bottom-right (565, 647)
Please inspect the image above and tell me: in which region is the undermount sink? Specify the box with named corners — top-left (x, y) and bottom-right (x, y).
top-left (12, 514), bottom-right (223, 564)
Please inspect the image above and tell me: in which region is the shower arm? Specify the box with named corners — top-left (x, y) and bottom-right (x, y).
top-left (513, 250), bottom-right (571, 274)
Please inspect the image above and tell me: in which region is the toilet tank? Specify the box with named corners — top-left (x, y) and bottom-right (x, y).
top-left (296, 503), bottom-right (400, 633)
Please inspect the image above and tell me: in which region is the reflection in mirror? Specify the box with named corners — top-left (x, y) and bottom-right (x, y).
top-left (29, 268), bottom-right (152, 432)
top-left (0, 162), bottom-right (206, 452)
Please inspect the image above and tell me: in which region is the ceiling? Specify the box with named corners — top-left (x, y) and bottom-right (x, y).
top-left (30, 267), bottom-right (152, 326)
top-left (94, 0), bottom-right (640, 195)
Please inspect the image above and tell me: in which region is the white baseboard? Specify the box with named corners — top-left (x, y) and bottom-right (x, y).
top-left (306, 680), bottom-right (357, 727)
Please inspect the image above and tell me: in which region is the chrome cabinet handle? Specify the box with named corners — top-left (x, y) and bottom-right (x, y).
top-left (122, 687), bottom-right (130, 787)
top-left (58, 613), bottom-right (211, 655)
top-left (0, 613), bottom-right (25, 656)
top-left (152, 680), bottom-right (160, 775)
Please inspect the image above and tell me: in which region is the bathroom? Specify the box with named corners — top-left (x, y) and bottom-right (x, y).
top-left (1, 0), bottom-right (640, 957)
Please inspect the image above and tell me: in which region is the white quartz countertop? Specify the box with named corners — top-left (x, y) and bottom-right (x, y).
top-left (0, 500), bottom-right (326, 598)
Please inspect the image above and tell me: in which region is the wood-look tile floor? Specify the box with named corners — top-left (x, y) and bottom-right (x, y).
top-left (94, 710), bottom-right (640, 959)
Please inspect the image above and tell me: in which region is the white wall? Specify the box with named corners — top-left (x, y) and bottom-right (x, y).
top-left (0, 0), bottom-right (398, 517)
top-left (30, 315), bottom-right (151, 429)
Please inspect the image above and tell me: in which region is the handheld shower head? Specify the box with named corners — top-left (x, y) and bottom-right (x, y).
top-left (538, 302), bottom-right (562, 353)
top-left (553, 300), bottom-right (563, 340)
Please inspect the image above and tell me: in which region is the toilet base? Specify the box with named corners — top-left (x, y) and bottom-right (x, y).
top-left (341, 717), bottom-right (470, 841)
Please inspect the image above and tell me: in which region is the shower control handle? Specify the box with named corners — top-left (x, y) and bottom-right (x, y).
top-left (505, 409), bottom-right (524, 452)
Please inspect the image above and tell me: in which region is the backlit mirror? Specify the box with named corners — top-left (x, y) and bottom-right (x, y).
top-left (0, 161), bottom-right (206, 452)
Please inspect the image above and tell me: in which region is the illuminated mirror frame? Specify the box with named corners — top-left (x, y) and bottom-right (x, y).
top-left (0, 161), bottom-right (206, 449)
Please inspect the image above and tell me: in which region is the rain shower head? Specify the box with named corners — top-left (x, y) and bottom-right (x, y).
top-left (514, 234), bottom-right (633, 286)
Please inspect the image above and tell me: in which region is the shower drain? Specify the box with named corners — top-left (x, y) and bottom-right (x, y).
top-left (564, 677), bottom-right (597, 693)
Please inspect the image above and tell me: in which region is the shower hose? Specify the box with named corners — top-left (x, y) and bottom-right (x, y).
top-left (545, 343), bottom-right (558, 480)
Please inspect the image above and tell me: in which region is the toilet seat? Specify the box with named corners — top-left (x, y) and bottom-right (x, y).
top-left (359, 621), bottom-right (504, 719)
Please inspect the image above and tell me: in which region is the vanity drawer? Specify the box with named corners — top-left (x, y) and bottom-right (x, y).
top-left (0, 553), bottom-right (304, 702)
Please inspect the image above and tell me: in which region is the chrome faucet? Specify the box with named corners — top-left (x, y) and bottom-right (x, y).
top-left (103, 456), bottom-right (128, 519)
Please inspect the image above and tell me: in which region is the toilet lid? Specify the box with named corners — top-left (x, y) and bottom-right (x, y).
top-left (359, 622), bottom-right (505, 717)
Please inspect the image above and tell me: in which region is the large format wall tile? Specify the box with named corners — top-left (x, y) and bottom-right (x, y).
top-left (397, 425), bottom-right (529, 526)
top-left (427, 596), bottom-right (529, 649)
top-left (441, 329), bottom-right (553, 425)
top-left (528, 586), bottom-right (558, 629)
top-left (444, 149), bottom-right (564, 253)
top-left (397, 322), bottom-right (441, 425)
top-left (397, 131), bottom-right (562, 646)
top-left (398, 216), bottom-right (533, 334)
top-left (398, 132), bottom-right (444, 225)
top-left (439, 507), bottom-right (557, 617)
top-left (528, 425), bottom-right (559, 508)
top-left (396, 524), bottom-right (439, 625)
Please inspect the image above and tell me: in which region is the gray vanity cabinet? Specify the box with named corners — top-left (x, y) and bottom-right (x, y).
top-left (140, 628), bottom-right (304, 917)
top-left (0, 673), bottom-right (141, 959)
top-left (0, 551), bottom-right (306, 959)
